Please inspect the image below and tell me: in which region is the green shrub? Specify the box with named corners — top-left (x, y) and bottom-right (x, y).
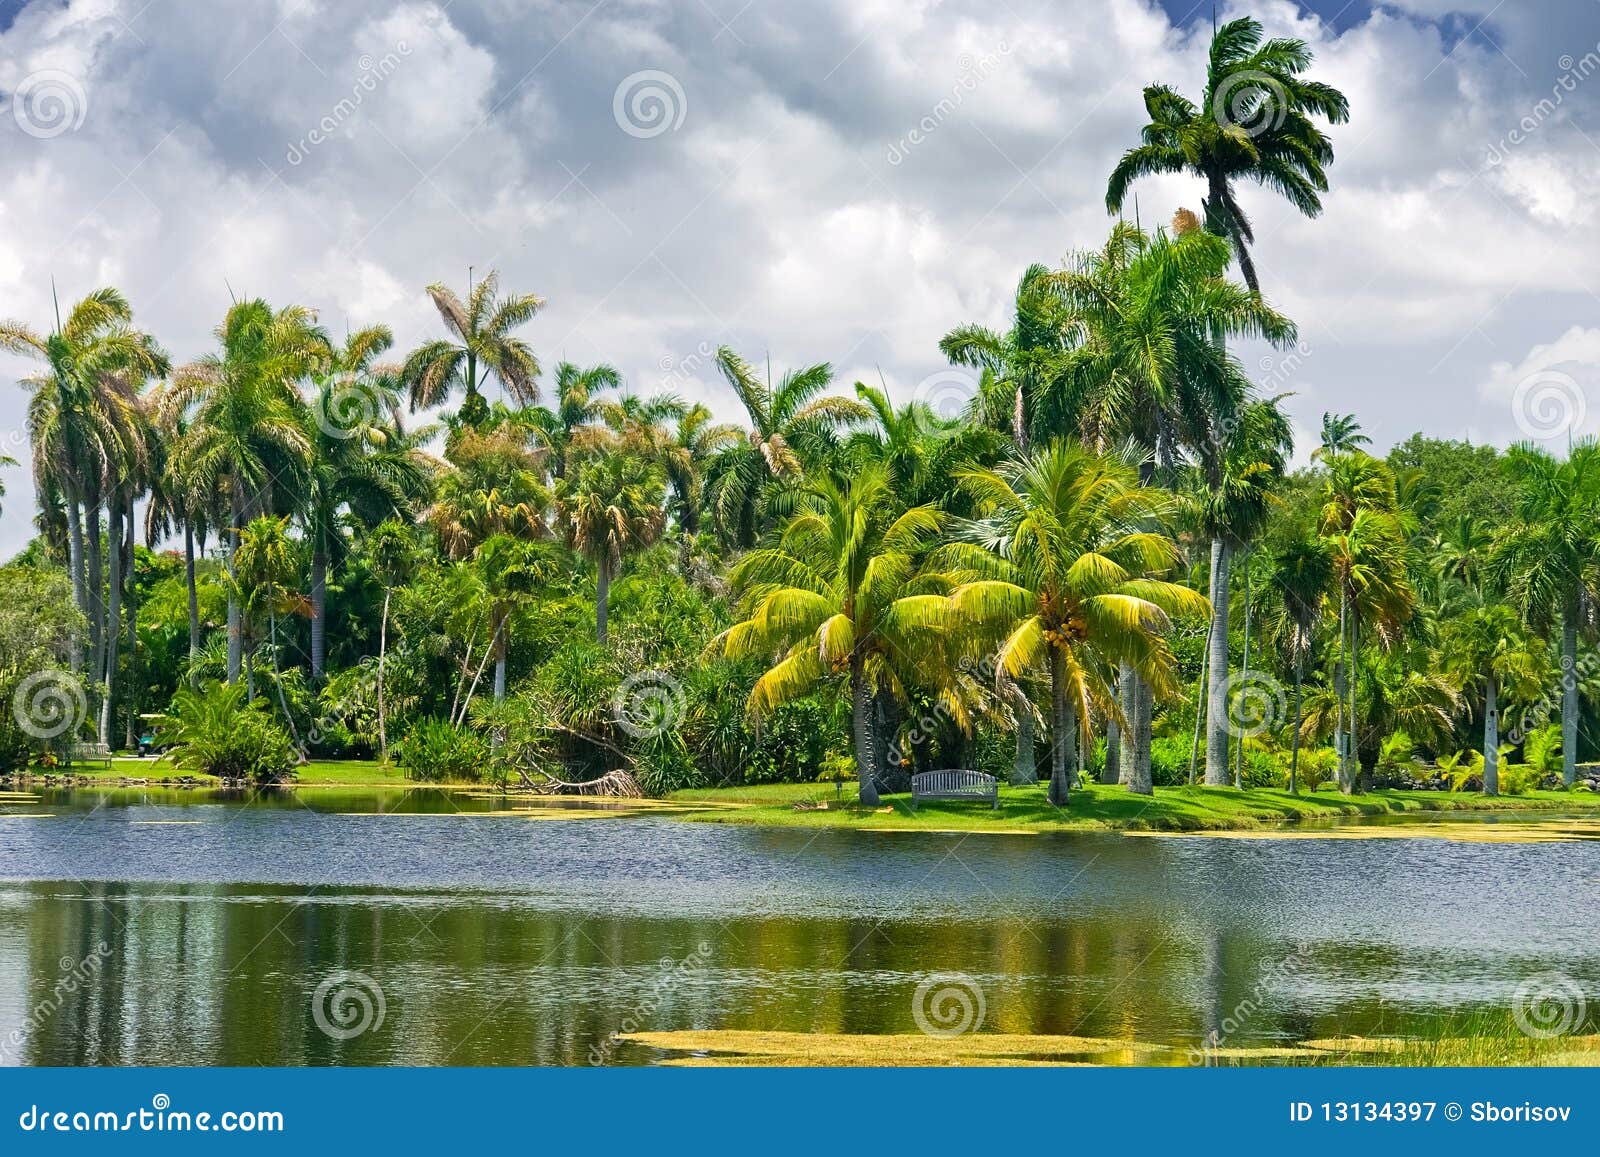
top-left (394, 718), bottom-right (489, 783)
top-left (1497, 761), bottom-right (1542, 795)
top-left (1286, 747), bottom-right (1337, 792)
top-left (158, 682), bottom-right (295, 783)
top-left (1149, 735), bottom-right (1193, 786)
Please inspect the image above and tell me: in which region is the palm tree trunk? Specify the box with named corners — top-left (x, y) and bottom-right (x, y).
top-left (1126, 674), bottom-right (1153, 795)
top-left (85, 502), bottom-right (105, 690)
top-left (492, 603), bottom-right (508, 704)
top-left (1289, 658), bottom-right (1304, 794)
top-left (184, 524), bottom-right (200, 685)
top-left (1048, 646), bottom-right (1075, 807)
top-left (1335, 587), bottom-right (1349, 794)
top-left (1009, 680), bottom-right (1036, 785)
top-left (1204, 537), bottom-right (1232, 786)
top-left (1189, 627), bottom-right (1209, 785)
top-left (98, 501), bottom-right (122, 747)
top-left (595, 555), bottom-right (611, 644)
top-left (1234, 552), bottom-right (1252, 788)
top-left (851, 654), bottom-right (879, 806)
top-left (65, 489), bottom-right (87, 673)
top-left (123, 506), bottom-right (138, 751)
top-left (1562, 601), bottom-right (1578, 787)
top-left (1102, 689), bottom-right (1122, 787)
top-left (226, 487), bottom-right (243, 684)
top-left (378, 590), bottom-right (391, 759)
top-left (1483, 674), bottom-right (1499, 797)
top-left (1349, 618), bottom-right (1361, 792)
top-left (269, 607), bottom-right (305, 760)
top-left (310, 523), bottom-right (328, 682)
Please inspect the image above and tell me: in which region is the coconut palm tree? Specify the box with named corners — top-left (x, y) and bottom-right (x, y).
top-left (846, 378), bottom-right (1004, 510)
top-left (716, 465), bottom-right (952, 806)
top-left (164, 299), bottom-right (330, 684)
top-left (1106, 15), bottom-right (1349, 293)
top-left (1313, 411), bottom-right (1369, 460)
top-left (524, 361), bottom-right (622, 480)
top-left (1491, 442), bottom-right (1600, 787)
top-left (943, 442), bottom-right (1205, 803)
top-left (702, 346), bottom-right (870, 549)
top-left (229, 515), bottom-right (306, 746)
top-left (556, 450), bottom-right (666, 644)
top-left (401, 270), bottom-right (543, 426)
top-left (3, 287), bottom-right (168, 679)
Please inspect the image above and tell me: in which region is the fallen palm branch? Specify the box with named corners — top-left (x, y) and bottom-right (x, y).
top-left (533, 768), bottom-right (643, 798)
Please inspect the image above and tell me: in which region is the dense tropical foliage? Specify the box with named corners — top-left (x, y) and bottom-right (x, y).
top-left (4, 17), bottom-right (1596, 804)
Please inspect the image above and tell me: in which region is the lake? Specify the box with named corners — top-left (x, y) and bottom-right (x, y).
top-left (1, 787), bottom-right (1596, 1065)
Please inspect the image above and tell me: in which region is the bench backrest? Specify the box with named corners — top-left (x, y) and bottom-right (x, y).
top-left (912, 769), bottom-right (996, 794)
top-left (69, 742), bottom-right (110, 756)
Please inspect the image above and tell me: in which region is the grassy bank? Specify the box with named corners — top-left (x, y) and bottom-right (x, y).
top-left (14, 757), bottom-right (419, 787)
top-left (668, 780), bottom-right (1600, 833)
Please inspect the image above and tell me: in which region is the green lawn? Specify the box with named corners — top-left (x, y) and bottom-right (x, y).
top-left (669, 779), bottom-right (1600, 832)
top-left (40, 757), bottom-right (418, 787)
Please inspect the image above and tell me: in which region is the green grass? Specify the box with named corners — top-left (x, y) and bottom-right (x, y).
top-left (668, 780), bottom-right (1600, 833)
top-left (30, 757), bottom-right (420, 787)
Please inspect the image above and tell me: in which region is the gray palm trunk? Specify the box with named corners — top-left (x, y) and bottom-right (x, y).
top-left (269, 608), bottom-right (305, 760)
top-left (1562, 608), bottom-right (1578, 786)
top-left (121, 507), bottom-right (137, 751)
top-left (1102, 716), bottom-right (1121, 785)
top-left (1048, 647), bottom-right (1075, 806)
top-left (1204, 537), bottom-right (1232, 785)
top-left (1334, 588), bottom-right (1350, 794)
top-left (98, 502), bottom-right (122, 747)
top-left (226, 491), bottom-right (243, 683)
top-left (378, 590), bottom-right (392, 759)
top-left (1123, 673), bottom-right (1153, 795)
top-left (1289, 658), bottom-right (1304, 793)
top-left (310, 539), bottom-right (328, 682)
top-left (492, 604), bottom-right (508, 704)
top-left (596, 555), bottom-right (611, 644)
top-left (85, 505), bottom-right (104, 687)
top-left (184, 524), bottom-right (201, 684)
top-left (1010, 680), bottom-right (1036, 786)
top-left (1234, 553), bottom-right (1252, 788)
top-left (852, 655), bottom-right (879, 806)
top-left (1482, 674), bottom-right (1499, 797)
top-left (65, 491), bottom-right (87, 672)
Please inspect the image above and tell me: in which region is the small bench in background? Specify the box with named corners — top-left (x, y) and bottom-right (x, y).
top-left (910, 769), bottom-right (999, 811)
top-left (66, 741), bottom-right (113, 769)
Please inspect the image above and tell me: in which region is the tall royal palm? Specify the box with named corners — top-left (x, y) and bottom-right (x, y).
top-left (944, 442), bottom-right (1205, 803)
top-left (1106, 16), bottom-right (1349, 293)
top-left (165, 299), bottom-right (330, 684)
top-left (525, 361), bottom-right (622, 481)
top-left (717, 466), bottom-right (952, 806)
top-left (1268, 531), bottom-right (1332, 792)
top-left (1491, 442), bottom-right (1600, 786)
top-left (401, 270), bottom-right (542, 427)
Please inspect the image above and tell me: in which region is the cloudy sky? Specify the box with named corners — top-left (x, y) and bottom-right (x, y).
top-left (1, 0), bottom-right (1598, 554)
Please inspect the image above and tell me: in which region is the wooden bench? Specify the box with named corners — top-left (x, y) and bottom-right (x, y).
top-left (66, 742), bottom-right (113, 769)
top-left (910, 769), bottom-right (998, 811)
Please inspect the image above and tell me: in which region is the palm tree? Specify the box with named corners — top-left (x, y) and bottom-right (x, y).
top-left (524, 361), bottom-right (622, 480)
top-left (847, 378), bottom-right (1003, 509)
top-left (716, 465), bottom-right (952, 806)
top-left (3, 287), bottom-right (167, 683)
top-left (164, 299), bottom-right (330, 685)
top-left (1313, 411), bottom-right (1369, 460)
top-left (229, 515), bottom-right (307, 753)
top-left (702, 346), bottom-right (870, 549)
top-left (1192, 399), bottom-right (1292, 786)
top-left (556, 450), bottom-right (665, 645)
top-left (302, 327), bottom-right (435, 680)
top-left (1492, 442), bottom-right (1600, 786)
top-left (939, 263), bottom-right (1072, 447)
top-left (1268, 532), bottom-right (1332, 792)
top-left (1319, 452), bottom-right (1416, 792)
top-left (401, 270), bottom-right (543, 426)
top-left (1106, 15), bottom-right (1349, 293)
top-left (426, 425), bottom-right (550, 699)
top-left (363, 518), bottom-right (420, 758)
top-left (944, 442), bottom-right (1205, 803)
top-left (1441, 600), bottom-right (1545, 797)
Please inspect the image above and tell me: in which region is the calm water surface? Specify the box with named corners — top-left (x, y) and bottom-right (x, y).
top-left (1, 787), bottom-right (1597, 1064)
